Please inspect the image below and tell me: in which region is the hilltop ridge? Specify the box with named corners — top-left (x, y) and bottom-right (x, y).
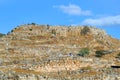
top-left (4, 24), bottom-right (120, 50)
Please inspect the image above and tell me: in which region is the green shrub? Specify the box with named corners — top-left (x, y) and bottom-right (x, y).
top-left (117, 52), bottom-right (120, 57)
top-left (77, 48), bottom-right (90, 57)
top-left (47, 24), bottom-right (50, 29)
top-left (29, 28), bottom-right (32, 31)
top-left (81, 26), bottom-right (90, 35)
top-left (31, 23), bottom-right (36, 25)
top-left (51, 29), bottom-right (56, 35)
top-left (0, 33), bottom-right (5, 37)
top-left (11, 30), bottom-right (14, 32)
top-left (95, 50), bottom-right (105, 57)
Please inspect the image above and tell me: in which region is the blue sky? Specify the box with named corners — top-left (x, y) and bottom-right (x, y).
top-left (0, 0), bottom-right (120, 39)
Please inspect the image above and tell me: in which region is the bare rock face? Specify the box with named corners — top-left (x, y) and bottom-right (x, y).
top-left (0, 24), bottom-right (120, 80)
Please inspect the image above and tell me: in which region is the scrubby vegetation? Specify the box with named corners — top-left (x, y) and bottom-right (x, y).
top-left (0, 33), bottom-right (5, 37)
top-left (27, 22), bottom-right (37, 25)
top-left (51, 29), bottom-right (56, 35)
top-left (30, 22), bottom-right (36, 25)
top-left (81, 26), bottom-right (90, 35)
top-left (77, 48), bottom-right (90, 57)
top-left (29, 28), bottom-right (33, 31)
top-left (95, 50), bottom-right (105, 57)
top-left (117, 52), bottom-right (120, 58)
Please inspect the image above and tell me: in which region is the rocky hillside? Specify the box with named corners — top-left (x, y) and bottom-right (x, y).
top-left (5, 25), bottom-right (120, 48)
top-left (0, 24), bottom-right (120, 80)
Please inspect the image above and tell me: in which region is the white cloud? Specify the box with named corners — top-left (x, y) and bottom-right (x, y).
top-left (53, 4), bottom-right (91, 16)
top-left (82, 15), bottom-right (120, 26)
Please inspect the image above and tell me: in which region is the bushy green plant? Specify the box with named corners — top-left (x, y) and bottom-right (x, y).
top-left (47, 24), bottom-right (50, 29)
top-left (77, 48), bottom-right (90, 57)
top-left (31, 23), bottom-right (36, 25)
top-left (29, 28), bottom-right (32, 31)
top-left (51, 29), bottom-right (56, 35)
top-left (0, 33), bottom-right (5, 37)
top-left (117, 52), bottom-right (120, 57)
top-left (95, 50), bottom-right (105, 57)
top-left (81, 26), bottom-right (90, 35)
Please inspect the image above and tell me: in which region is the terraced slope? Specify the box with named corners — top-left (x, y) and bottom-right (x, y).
top-left (0, 24), bottom-right (120, 80)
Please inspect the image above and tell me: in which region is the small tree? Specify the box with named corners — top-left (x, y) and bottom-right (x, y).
top-left (81, 26), bottom-right (90, 35)
top-left (77, 48), bottom-right (90, 57)
top-left (95, 50), bottom-right (105, 57)
top-left (29, 28), bottom-right (32, 31)
top-left (47, 24), bottom-right (50, 29)
top-left (31, 23), bottom-right (36, 25)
